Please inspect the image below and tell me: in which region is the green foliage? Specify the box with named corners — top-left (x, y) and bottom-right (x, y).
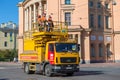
top-left (0, 49), bottom-right (18, 62)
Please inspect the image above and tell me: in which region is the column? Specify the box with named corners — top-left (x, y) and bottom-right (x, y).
top-left (18, 2), bottom-right (24, 60)
top-left (72, 34), bottom-right (75, 39)
top-left (39, 0), bottom-right (42, 15)
top-left (24, 9), bottom-right (27, 31)
top-left (81, 32), bottom-right (91, 64)
top-left (33, 4), bottom-right (36, 23)
top-left (78, 33), bottom-right (81, 63)
top-left (29, 6), bottom-right (32, 30)
top-left (84, 32), bottom-right (90, 64)
top-left (26, 8), bottom-right (29, 31)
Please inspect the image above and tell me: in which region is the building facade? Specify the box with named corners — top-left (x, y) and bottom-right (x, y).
top-left (18, 0), bottom-right (120, 63)
top-left (0, 22), bottom-right (18, 50)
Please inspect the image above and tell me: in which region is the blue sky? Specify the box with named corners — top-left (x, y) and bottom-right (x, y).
top-left (0, 0), bottom-right (23, 24)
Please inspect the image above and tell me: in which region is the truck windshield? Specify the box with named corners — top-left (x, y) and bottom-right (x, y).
top-left (55, 43), bottom-right (78, 52)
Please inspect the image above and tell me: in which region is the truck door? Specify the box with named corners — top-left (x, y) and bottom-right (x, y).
top-left (48, 43), bottom-right (55, 64)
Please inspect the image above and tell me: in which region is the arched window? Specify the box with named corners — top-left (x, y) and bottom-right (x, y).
top-left (99, 44), bottom-right (103, 57)
top-left (90, 44), bottom-right (95, 57)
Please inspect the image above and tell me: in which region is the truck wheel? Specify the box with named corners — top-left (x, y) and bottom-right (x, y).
top-left (45, 64), bottom-right (53, 77)
top-left (66, 73), bottom-right (74, 76)
top-left (24, 63), bottom-right (30, 74)
top-left (24, 63), bottom-right (34, 74)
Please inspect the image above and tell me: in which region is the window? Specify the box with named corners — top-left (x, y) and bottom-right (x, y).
top-left (65, 0), bottom-right (71, 4)
top-left (105, 16), bottom-right (109, 28)
top-left (98, 15), bottom-right (102, 28)
top-left (10, 32), bottom-right (13, 42)
top-left (4, 41), bottom-right (7, 47)
top-left (89, 1), bottom-right (94, 7)
top-left (90, 44), bottom-right (95, 57)
top-left (99, 44), bottom-right (103, 57)
top-left (91, 35), bottom-right (96, 40)
top-left (106, 44), bottom-right (111, 58)
top-left (55, 43), bottom-right (78, 52)
top-left (89, 14), bottom-right (94, 28)
top-left (105, 4), bottom-right (109, 9)
top-left (65, 12), bottom-right (71, 26)
top-left (97, 2), bottom-right (101, 8)
top-left (49, 44), bottom-right (54, 51)
top-left (4, 32), bottom-right (7, 37)
top-left (106, 36), bottom-right (111, 41)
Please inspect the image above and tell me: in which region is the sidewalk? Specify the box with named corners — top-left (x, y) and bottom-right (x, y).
top-left (0, 62), bottom-right (120, 68)
top-left (80, 63), bottom-right (120, 68)
top-left (0, 62), bottom-right (22, 66)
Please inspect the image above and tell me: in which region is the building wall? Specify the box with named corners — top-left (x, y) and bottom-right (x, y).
top-left (18, 0), bottom-right (120, 63)
top-left (0, 23), bottom-right (18, 50)
top-left (113, 0), bottom-right (120, 62)
top-left (114, 34), bottom-right (120, 62)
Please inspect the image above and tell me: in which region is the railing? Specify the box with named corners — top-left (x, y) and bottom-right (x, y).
top-left (24, 31), bottom-right (33, 39)
top-left (24, 21), bottom-right (68, 39)
top-left (31, 21), bottom-right (68, 33)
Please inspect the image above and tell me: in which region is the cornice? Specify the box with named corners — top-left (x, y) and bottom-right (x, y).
top-left (17, 2), bottom-right (23, 7)
top-left (114, 31), bottom-right (120, 34)
top-left (22, 0), bottom-right (31, 6)
top-left (68, 28), bottom-right (83, 32)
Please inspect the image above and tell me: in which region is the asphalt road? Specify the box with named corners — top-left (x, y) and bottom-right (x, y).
top-left (0, 62), bottom-right (120, 80)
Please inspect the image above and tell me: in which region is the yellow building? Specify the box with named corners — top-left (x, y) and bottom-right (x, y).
top-left (18, 0), bottom-right (120, 63)
top-left (0, 22), bottom-right (18, 50)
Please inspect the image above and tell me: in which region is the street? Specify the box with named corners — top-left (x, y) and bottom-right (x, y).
top-left (0, 62), bottom-right (120, 80)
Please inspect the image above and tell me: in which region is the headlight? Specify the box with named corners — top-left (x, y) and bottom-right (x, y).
top-left (54, 66), bottom-right (61, 69)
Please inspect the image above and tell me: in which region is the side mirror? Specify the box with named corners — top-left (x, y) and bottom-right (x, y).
top-left (78, 44), bottom-right (80, 51)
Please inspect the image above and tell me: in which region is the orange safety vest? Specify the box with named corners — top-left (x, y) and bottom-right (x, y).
top-left (41, 16), bottom-right (46, 22)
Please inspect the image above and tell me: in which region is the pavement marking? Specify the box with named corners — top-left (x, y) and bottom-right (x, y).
top-left (0, 67), bottom-right (6, 69)
top-left (0, 67), bottom-right (20, 70)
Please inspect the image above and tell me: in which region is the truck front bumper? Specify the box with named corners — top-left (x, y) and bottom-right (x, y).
top-left (51, 64), bottom-right (79, 73)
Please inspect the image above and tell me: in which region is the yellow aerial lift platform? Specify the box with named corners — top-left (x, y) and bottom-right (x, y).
top-left (19, 21), bottom-right (80, 76)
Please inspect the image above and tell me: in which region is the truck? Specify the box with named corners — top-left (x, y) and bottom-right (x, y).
top-left (19, 21), bottom-right (80, 76)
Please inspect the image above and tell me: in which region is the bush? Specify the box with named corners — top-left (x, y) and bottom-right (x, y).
top-left (0, 49), bottom-right (18, 62)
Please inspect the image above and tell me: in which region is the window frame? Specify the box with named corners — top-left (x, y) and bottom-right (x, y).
top-left (49, 43), bottom-right (54, 52)
top-left (98, 15), bottom-right (102, 28)
top-left (97, 2), bottom-right (101, 8)
top-left (99, 44), bottom-right (103, 57)
top-left (4, 41), bottom-right (7, 47)
top-left (65, 12), bottom-right (71, 26)
top-left (89, 1), bottom-right (94, 7)
top-left (105, 16), bottom-right (109, 29)
top-left (65, 0), bottom-right (71, 4)
top-left (105, 4), bottom-right (109, 9)
top-left (90, 44), bottom-right (95, 57)
top-left (89, 14), bottom-right (94, 28)
top-left (4, 32), bottom-right (7, 37)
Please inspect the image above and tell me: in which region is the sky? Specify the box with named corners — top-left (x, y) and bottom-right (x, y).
top-left (0, 0), bottom-right (23, 25)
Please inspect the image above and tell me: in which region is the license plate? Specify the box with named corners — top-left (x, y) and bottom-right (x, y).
top-left (66, 67), bottom-right (72, 69)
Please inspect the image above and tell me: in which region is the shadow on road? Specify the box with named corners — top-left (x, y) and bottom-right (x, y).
top-left (0, 79), bottom-right (9, 80)
top-left (74, 70), bottom-right (103, 76)
top-left (50, 70), bottom-right (104, 77)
